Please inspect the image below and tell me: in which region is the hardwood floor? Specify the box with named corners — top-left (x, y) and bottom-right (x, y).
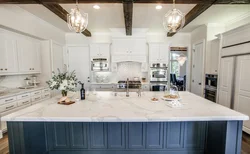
top-left (0, 132), bottom-right (250, 154)
top-left (0, 133), bottom-right (9, 154)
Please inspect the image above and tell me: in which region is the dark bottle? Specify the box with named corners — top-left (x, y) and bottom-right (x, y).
top-left (79, 82), bottom-right (85, 100)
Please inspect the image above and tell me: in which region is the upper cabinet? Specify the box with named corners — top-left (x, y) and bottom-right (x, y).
top-left (90, 44), bottom-right (110, 58)
top-left (17, 38), bottom-right (41, 73)
top-left (0, 34), bottom-right (18, 74)
top-left (149, 43), bottom-right (169, 64)
top-left (206, 39), bottom-right (220, 74)
top-left (0, 31), bottom-right (41, 75)
top-left (112, 39), bottom-right (147, 56)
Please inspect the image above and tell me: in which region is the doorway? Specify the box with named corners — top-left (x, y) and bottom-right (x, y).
top-left (191, 40), bottom-right (205, 96)
top-left (170, 47), bottom-right (188, 91)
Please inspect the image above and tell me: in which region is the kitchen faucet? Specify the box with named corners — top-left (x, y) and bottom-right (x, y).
top-left (126, 78), bottom-right (129, 97)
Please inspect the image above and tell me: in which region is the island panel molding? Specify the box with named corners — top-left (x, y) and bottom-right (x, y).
top-left (7, 121), bottom-right (242, 154)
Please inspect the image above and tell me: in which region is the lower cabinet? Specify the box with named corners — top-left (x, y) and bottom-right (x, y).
top-left (46, 122), bottom-right (206, 152)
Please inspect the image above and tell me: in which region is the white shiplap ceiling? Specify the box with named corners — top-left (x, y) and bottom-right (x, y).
top-left (18, 3), bottom-right (250, 34)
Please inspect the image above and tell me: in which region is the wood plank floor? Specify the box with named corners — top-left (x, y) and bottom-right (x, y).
top-left (1, 132), bottom-right (250, 154)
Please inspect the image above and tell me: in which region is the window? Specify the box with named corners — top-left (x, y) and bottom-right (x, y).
top-left (170, 53), bottom-right (180, 77)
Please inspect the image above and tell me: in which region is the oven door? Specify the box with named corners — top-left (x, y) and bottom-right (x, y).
top-left (205, 89), bottom-right (217, 102)
top-left (151, 85), bottom-right (166, 91)
top-left (150, 69), bottom-right (167, 81)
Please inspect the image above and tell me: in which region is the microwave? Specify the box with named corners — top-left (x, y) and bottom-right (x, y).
top-left (91, 58), bottom-right (109, 71)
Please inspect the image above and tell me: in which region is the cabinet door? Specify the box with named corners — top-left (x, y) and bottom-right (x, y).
top-left (112, 39), bottom-right (129, 55)
top-left (52, 43), bottom-right (64, 72)
top-left (149, 44), bottom-right (160, 63)
top-left (159, 44), bottom-right (169, 63)
top-left (0, 34), bottom-right (18, 74)
top-left (234, 55), bottom-right (250, 129)
top-left (210, 39), bottom-right (220, 74)
top-left (18, 38), bottom-right (40, 73)
top-left (33, 42), bottom-right (41, 72)
top-left (131, 39), bottom-right (146, 55)
top-left (99, 44), bottom-right (110, 58)
top-left (218, 57), bottom-right (235, 108)
top-left (90, 44), bottom-right (100, 57)
top-left (68, 46), bottom-right (90, 89)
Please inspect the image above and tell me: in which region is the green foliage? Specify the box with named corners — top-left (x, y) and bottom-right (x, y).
top-left (46, 69), bottom-right (78, 92)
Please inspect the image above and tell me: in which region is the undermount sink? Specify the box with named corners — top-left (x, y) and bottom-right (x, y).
top-left (18, 86), bottom-right (35, 89)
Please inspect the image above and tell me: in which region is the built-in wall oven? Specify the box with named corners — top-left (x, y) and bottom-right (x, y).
top-left (150, 63), bottom-right (168, 82)
top-left (91, 58), bottom-right (109, 71)
top-left (204, 74), bottom-right (218, 102)
top-left (150, 83), bottom-right (167, 91)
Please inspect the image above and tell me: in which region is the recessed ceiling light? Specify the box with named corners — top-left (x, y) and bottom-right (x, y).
top-left (156, 5), bottom-right (162, 10)
top-left (93, 5), bottom-right (100, 9)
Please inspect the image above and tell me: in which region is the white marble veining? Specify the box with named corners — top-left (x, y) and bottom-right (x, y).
top-left (1, 92), bottom-right (249, 122)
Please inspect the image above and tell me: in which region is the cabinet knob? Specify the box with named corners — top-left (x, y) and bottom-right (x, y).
top-left (30, 68), bottom-right (32, 70)
top-left (5, 68), bottom-right (7, 71)
top-left (0, 69), bottom-right (3, 71)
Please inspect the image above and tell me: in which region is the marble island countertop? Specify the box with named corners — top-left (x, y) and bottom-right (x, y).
top-left (1, 92), bottom-right (249, 122)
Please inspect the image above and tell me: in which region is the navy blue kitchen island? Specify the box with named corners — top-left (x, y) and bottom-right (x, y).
top-left (3, 92), bottom-right (249, 154)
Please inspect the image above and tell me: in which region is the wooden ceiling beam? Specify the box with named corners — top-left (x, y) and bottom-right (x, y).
top-left (167, 0), bottom-right (218, 37)
top-left (2, 0), bottom-right (250, 4)
top-left (39, 2), bottom-right (92, 37)
top-left (123, 0), bottom-right (133, 35)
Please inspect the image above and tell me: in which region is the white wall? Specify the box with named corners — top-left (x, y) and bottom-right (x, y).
top-left (0, 5), bottom-right (66, 44)
top-left (226, 15), bottom-right (250, 31)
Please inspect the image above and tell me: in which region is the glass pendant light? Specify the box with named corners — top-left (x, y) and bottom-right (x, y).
top-left (177, 54), bottom-right (187, 66)
top-left (163, 0), bottom-right (185, 33)
top-left (67, 0), bottom-right (88, 33)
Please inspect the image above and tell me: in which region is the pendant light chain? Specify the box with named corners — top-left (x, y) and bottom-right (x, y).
top-left (173, 0), bottom-right (175, 9)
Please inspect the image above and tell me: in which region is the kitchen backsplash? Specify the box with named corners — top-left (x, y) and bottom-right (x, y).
top-left (92, 62), bottom-right (148, 83)
top-left (0, 74), bottom-right (42, 88)
top-left (117, 62), bottom-right (142, 81)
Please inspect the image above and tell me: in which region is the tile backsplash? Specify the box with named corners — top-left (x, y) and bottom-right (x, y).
top-left (0, 74), bottom-right (42, 88)
top-left (117, 62), bottom-right (142, 81)
top-left (92, 62), bottom-right (148, 83)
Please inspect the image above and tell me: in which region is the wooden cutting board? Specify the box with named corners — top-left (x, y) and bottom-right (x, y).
top-left (58, 101), bottom-right (75, 105)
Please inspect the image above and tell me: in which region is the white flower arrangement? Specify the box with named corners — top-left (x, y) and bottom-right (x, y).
top-left (46, 69), bottom-right (78, 96)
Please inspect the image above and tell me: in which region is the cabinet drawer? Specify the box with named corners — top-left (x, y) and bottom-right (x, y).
top-left (17, 98), bottom-right (31, 107)
top-left (17, 93), bottom-right (30, 100)
top-left (42, 88), bottom-right (50, 93)
top-left (30, 90), bottom-right (42, 96)
top-left (32, 95), bottom-right (42, 102)
top-left (42, 92), bottom-right (51, 99)
top-left (0, 102), bottom-right (17, 113)
top-left (0, 96), bottom-right (17, 105)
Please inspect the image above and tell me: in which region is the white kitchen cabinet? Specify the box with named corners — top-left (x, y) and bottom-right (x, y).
top-left (91, 84), bottom-right (115, 91)
top-left (206, 39), bottom-right (220, 74)
top-left (0, 34), bottom-right (18, 74)
top-left (52, 42), bottom-right (64, 72)
top-left (17, 38), bottom-right (41, 73)
top-left (149, 43), bottom-right (169, 64)
top-left (112, 39), bottom-right (146, 56)
top-left (90, 44), bottom-right (110, 58)
top-left (234, 55), bottom-right (250, 133)
top-left (218, 57), bottom-right (235, 108)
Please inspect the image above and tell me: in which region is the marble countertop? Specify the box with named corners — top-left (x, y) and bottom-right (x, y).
top-left (1, 92), bottom-right (248, 122)
top-left (0, 86), bottom-right (49, 99)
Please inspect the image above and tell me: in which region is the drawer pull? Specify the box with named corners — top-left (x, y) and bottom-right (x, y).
top-left (5, 98), bottom-right (14, 102)
top-left (34, 97), bottom-right (41, 100)
top-left (44, 94), bottom-right (50, 97)
top-left (22, 95), bottom-right (29, 98)
top-left (6, 105), bottom-right (14, 110)
top-left (22, 101), bottom-right (30, 104)
top-left (34, 92), bottom-right (40, 94)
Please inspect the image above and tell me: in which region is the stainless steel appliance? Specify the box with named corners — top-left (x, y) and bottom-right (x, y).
top-left (91, 58), bottom-right (109, 71)
top-left (150, 83), bottom-right (167, 91)
top-left (117, 80), bottom-right (142, 89)
top-left (204, 74), bottom-right (218, 102)
top-left (150, 63), bottom-right (168, 82)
